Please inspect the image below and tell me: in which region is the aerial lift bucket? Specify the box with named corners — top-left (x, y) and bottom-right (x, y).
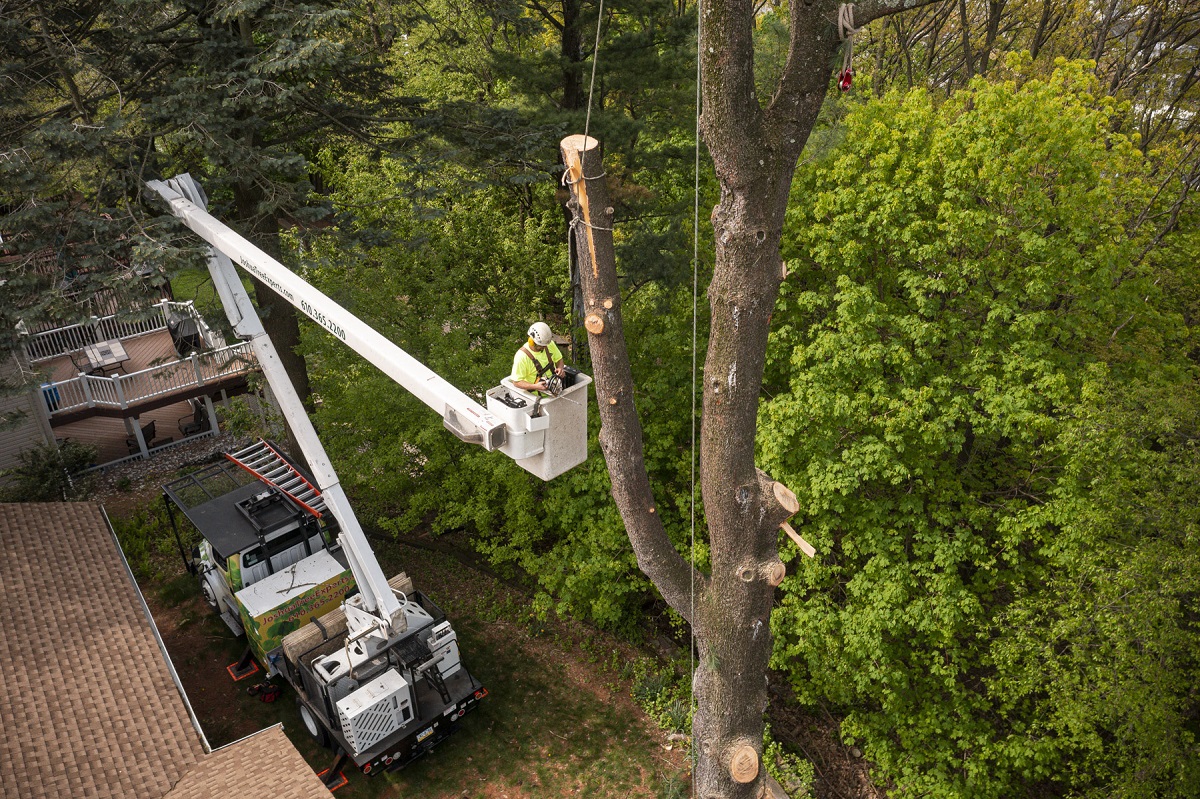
top-left (486, 372), bottom-right (592, 481)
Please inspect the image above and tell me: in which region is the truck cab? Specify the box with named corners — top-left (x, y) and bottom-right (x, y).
top-left (163, 447), bottom-right (355, 672)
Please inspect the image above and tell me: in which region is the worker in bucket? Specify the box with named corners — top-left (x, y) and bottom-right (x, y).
top-left (512, 321), bottom-right (566, 395)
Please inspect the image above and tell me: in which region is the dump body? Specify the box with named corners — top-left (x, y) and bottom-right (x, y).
top-left (237, 550), bottom-right (354, 668)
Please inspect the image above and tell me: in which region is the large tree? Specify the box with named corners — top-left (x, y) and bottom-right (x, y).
top-left (562, 1), bottom-right (944, 797)
top-left (1, 0), bottom-right (394, 415)
top-left (761, 63), bottom-right (1198, 797)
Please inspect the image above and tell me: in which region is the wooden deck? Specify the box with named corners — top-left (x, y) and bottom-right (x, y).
top-left (53, 399), bottom-right (212, 465)
top-left (37, 329), bottom-right (255, 426)
top-left (40, 328), bottom-right (192, 383)
top-left (35, 329), bottom-right (254, 464)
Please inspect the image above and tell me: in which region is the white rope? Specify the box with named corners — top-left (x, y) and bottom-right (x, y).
top-left (837, 4), bottom-right (858, 81)
top-left (690, 2), bottom-right (702, 797)
top-left (568, 216), bottom-right (614, 233)
top-left (583, 0), bottom-right (606, 144)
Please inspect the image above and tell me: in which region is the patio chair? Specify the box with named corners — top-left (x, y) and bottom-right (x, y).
top-left (69, 352), bottom-right (104, 377)
top-left (125, 419), bottom-right (156, 454)
top-left (178, 399), bottom-right (212, 437)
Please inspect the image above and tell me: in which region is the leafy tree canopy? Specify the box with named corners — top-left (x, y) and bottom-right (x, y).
top-left (761, 58), bottom-right (1199, 798)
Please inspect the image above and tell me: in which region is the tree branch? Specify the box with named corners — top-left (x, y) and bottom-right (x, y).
top-left (763, 0), bottom-right (951, 168)
top-left (560, 135), bottom-right (705, 624)
top-left (699, 0), bottom-right (768, 185)
top-left (852, 0), bottom-right (954, 29)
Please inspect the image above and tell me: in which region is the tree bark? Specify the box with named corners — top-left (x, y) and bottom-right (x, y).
top-left (978, 0), bottom-right (1007, 75)
top-left (958, 0), bottom-right (976, 77)
top-left (234, 182), bottom-right (314, 467)
top-left (562, 135), bottom-right (703, 621)
top-left (563, 1), bottom-right (947, 795)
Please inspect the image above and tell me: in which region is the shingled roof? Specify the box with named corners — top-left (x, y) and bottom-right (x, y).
top-left (0, 503), bottom-right (330, 799)
top-left (166, 726), bottom-right (332, 799)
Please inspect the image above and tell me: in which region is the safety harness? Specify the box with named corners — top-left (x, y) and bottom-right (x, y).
top-left (520, 345), bottom-right (556, 381)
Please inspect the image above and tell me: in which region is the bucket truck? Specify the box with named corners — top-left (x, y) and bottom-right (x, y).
top-left (149, 173), bottom-right (591, 785)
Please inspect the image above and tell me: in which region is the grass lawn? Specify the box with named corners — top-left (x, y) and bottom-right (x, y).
top-left (139, 532), bottom-right (691, 799)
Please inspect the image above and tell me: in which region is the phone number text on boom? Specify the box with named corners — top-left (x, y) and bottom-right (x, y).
top-left (300, 300), bottom-right (347, 341)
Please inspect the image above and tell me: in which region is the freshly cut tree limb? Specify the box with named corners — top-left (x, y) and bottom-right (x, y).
top-left (560, 134), bottom-right (706, 626)
top-left (781, 522), bottom-right (817, 559)
top-left (729, 742), bottom-right (760, 783)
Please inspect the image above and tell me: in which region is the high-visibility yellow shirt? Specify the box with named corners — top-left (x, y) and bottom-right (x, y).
top-left (512, 342), bottom-right (562, 387)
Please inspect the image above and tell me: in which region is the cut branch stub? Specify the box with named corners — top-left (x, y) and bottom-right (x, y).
top-left (772, 480), bottom-right (799, 516)
top-left (561, 134), bottom-right (602, 279)
top-left (729, 743), bottom-right (760, 783)
top-left (765, 560), bottom-right (786, 586)
top-left (585, 312), bottom-right (605, 335)
top-left (756, 469), bottom-right (799, 530)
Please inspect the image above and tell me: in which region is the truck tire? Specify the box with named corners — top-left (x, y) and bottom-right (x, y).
top-left (199, 580), bottom-right (219, 612)
top-left (298, 699), bottom-right (332, 749)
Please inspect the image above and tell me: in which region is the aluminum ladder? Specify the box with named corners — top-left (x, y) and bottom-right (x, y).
top-left (225, 438), bottom-right (326, 518)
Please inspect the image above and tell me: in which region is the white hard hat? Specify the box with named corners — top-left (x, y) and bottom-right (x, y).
top-left (527, 321), bottom-right (553, 346)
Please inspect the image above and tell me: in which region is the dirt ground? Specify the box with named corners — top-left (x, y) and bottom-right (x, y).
top-left (95, 441), bottom-right (882, 799)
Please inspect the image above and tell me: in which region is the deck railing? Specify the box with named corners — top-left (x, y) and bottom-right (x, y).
top-left (40, 342), bottom-right (256, 417)
top-left (22, 300), bottom-right (211, 362)
top-left (79, 428), bottom-right (221, 473)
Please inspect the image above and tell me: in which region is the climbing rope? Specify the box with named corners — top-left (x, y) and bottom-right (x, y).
top-left (837, 3), bottom-right (858, 91)
top-left (690, 2), bottom-right (702, 796)
top-left (583, 0), bottom-right (606, 145)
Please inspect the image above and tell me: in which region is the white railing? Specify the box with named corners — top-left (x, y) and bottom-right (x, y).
top-left (39, 342), bottom-right (256, 416)
top-left (79, 428), bottom-right (221, 473)
top-left (22, 300), bottom-right (212, 362)
top-left (192, 308), bottom-right (226, 349)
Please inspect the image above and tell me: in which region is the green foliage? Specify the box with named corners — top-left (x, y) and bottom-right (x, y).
top-left (1, 0), bottom-right (393, 365)
top-left (629, 659), bottom-right (693, 733)
top-left (380, 0), bottom-right (709, 289)
top-left (219, 387), bottom-right (285, 441)
top-left (987, 370), bottom-right (1200, 798)
top-left (303, 139), bottom-right (705, 631)
top-left (1, 441), bottom-right (97, 502)
top-left (110, 502), bottom-right (190, 583)
top-left (763, 724), bottom-right (815, 798)
top-left (763, 62), bottom-right (1199, 798)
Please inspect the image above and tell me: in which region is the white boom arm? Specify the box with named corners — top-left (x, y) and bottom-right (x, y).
top-left (146, 177), bottom-right (507, 452)
top-left (149, 175), bottom-right (404, 637)
top-left (148, 173), bottom-right (591, 639)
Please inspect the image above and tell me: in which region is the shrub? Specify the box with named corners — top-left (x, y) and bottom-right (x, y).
top-left (1, 440), bottom-right (97, 501)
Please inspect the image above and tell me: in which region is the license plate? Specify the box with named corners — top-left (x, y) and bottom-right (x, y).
top-left (416, 727), bottom-right (434, 743)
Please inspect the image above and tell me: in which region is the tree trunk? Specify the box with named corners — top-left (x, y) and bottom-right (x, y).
top-left (562, 1), bottom-right (948, 795)
top-left (561, 0), bottom-right (585, 112)
top-left (559, 0), bottom-right (588, 361)
top-left (564, 132), bottom-right (798, 798)
top-left (978, 0), bottom-right (1007, 75)
top-left (958, 0), bottom-right (975, 77)
top-left (234, 182), bottom-right (314, 466)
top-left (229, 12), bottom-right (313, 420)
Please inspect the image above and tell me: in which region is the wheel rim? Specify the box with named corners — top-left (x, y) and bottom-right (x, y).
top-left (300, 704), bottom-right (321, 739)
top-left (200, 582), bottom-right (218, 610)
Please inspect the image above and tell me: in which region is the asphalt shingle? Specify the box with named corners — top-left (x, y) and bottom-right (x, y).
top-left (0, 502), bottom-right (330, 799)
